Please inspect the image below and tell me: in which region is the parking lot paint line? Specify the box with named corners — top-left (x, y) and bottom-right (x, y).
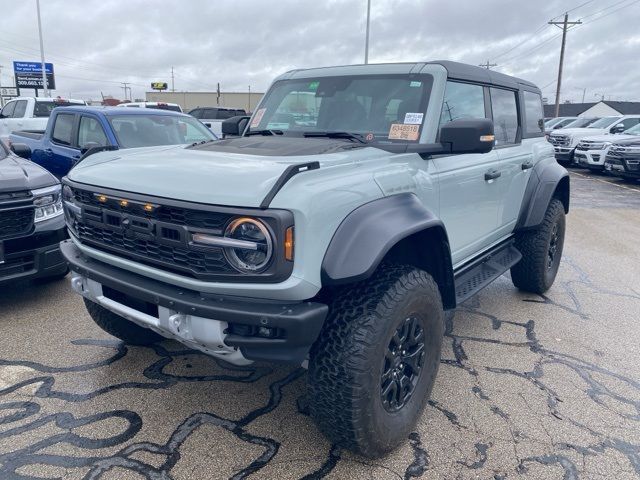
top-left (569, 171), bottom-right (640, 194)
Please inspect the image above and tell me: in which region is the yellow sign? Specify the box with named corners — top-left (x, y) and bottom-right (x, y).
top-left (151, 82), bottom-right (168, 91)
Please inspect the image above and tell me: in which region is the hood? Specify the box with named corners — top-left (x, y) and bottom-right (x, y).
top-left (551, 127), bottom-right (606, 137)
top-left (611, 134), bottom-right (640, 147)
top-left (576, 134), bottom-right (620, 143)
top-left (0, 154), bottom-right (58, 193)
top-left (68, 138), bottom-right (388, 208)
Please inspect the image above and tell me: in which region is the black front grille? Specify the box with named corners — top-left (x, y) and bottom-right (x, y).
top-left (66, 184), bottom-right (294, 283)
top-left (0, 206), bottom-right (34, 240)
top-left (76, 222), bottom-right (235, 277)
top-left (74, 189), bottom-right (229, 230)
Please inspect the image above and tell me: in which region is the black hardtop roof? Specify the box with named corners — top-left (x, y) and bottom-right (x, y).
top-left (428, 60), bottom-right (540, 91)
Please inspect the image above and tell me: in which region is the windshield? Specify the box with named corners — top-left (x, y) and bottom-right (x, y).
top-left (34, 100), bottom-right (85, 118)
top-left (108, 114), bottom-right (216, 148)
top-left (564, 117), bottom-right (598, 128)
top-left (248, 74), bottom-right (433, 142)
top-left (545, 118), bottom-right (565, 128)
top-left (588, 117), bottom-right (620, 128)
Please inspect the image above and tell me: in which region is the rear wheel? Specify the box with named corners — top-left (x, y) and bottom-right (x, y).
top-left (308, 264), bottom-right (444, 457)
top-left (84, 299), bottom-right (163, 345)
top-left (511, 198), bottom-right (566, 294)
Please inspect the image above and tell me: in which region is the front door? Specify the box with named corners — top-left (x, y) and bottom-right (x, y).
top-left (433, 81), bottom-right (503, 265)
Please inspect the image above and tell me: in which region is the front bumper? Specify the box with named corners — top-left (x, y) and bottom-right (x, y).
top-left (553, 146), bottom-right (575, 163)
top-left (61, 240), bottom-right (328, 365)
top-left (0, 219), bottom-right (67, 285)
top-left (574, 150), bottom-right (605, 169)
top-left (604, 159), bottom-right (640, 179)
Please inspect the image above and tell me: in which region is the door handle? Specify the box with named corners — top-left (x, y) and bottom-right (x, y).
top-left (521, 160), bottom-right (534, 170)
top-left (484, 169), bottom-right (501, 181)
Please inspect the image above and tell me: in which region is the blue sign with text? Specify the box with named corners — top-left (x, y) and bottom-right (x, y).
top-left (13, 61), bottom-right (54, 74)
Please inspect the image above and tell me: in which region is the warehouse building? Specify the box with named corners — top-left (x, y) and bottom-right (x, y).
top-left (145, 91), bottom-right (264, 113)
top-left (544, 100), bottom-right (640, 118)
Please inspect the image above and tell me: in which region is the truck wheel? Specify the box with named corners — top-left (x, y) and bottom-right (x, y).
top-left (308, 264), bottom-right (444, 457)
top-left (83, 299), bottom-right (163, 345)
top-left (511, 198), bottom-right (565, 294)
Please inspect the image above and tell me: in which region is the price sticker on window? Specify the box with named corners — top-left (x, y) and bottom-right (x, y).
top-left (388, 124), bottom-right (420, 141)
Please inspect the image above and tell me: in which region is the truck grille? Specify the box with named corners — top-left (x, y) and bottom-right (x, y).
top-left (608, 145), bottom-right (640, 170)
top-left (549, 135), bottom-right (570, 147)
top-left (0, 191), bottom-right (34, 240)
top-left (576, 141), bottom-right (604, 151)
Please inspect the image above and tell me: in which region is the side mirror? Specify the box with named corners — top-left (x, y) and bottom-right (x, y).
top-left (222, 115), bottom-right (250, 137)
top-left (440, 118), bottom-right (495, 154)
top-left (80, 142), bottom-right (100, 154)
top-left (611, 124), bottom-right (626, 134)
top-left (553, 124), bottom-right (563, 129)
top-left (10, 143), bottom-right (31, 159)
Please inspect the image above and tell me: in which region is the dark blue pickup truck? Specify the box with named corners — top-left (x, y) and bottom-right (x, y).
top-left (9, 106), bottom-right (217, 177)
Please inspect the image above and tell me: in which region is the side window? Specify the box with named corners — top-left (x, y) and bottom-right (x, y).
top-left (190, 109), bottom-right (202, 119)
top-left (490, 88), bottom-right (519, 145)
top-left (1, 101), bottom-right (16, 118)
top-left (205, 109), bottom-right (218, 119)
top-left (616, 117), bottom-right (640, 130)
top-left (439, 81), bottom-right (486, 126)
top-left (12, 100), bottom-right (28, 118)
top-left (78, 116), bottom-right (108, 147)
top-left (523, 91), bottom-right (544, 135)
top-left (51, 113), bottom-right (75, 146)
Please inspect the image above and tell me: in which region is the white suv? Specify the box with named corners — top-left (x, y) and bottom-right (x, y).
top-left (574, 123), bottom-right (640, 171)
top-left (548, 115), bottom-right (640, 164)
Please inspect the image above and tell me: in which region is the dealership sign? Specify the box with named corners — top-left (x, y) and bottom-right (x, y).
top-left (151, 82), bottom-right (168, 91)
top-left (13, 61), bottom-right (56, 90)
top-left (0, 87), bottom-right (18, 97)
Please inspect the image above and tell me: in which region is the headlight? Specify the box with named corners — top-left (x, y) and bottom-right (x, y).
top-left (31, 185), bottom-right (63, 223)
top-left (223, 218), bottom-right (273, 272)
top-left (601, 142), bottom-right (612, 150)
top-left (191, 217), bottom-right (274, 273)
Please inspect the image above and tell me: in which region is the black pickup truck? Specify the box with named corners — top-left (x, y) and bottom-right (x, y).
top-left (0, 141), bottom-right (67, 285)
top-left (605, 138), bottom-right (640, 181)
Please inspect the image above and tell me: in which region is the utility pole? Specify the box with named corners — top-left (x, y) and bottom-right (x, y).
top-left (479, 60), bottom-right (497, 70)
top-left (248, 85), bottom-right (251, 112)
top-left (121, 82), bottom-right (131, 101)
top-left (171, 66), bottom-right (175, 92)
top-left (549, 13), bottom-right (581, 117)
top-left (364, 0), bottom-right (371, 64)
top-left (581, 88), bottom-right (586, 103)
top-left (36, 0), bottom-right (49, 97)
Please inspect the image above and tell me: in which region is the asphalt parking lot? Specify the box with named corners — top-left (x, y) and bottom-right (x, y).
top-left (1, 169), bottom-right (639, 480)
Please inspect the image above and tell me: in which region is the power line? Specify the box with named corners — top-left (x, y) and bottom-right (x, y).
top-left (479, 60), bottom-right (497, 69)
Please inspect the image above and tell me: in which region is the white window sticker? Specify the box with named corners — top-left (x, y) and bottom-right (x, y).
top-left (404, 112), bottom-right (424, 125)
top-left (388, 123), bottom-right (420, 141)
top-left (410, 81), bottom-right (422, 87)
top-left (250, 108), bottom-right (266, 128)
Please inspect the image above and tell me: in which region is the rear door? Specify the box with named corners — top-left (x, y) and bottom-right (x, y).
top-left (490, 87), bottom-right (534, 236)
top-left (433, 81), bottom-right (503, 265)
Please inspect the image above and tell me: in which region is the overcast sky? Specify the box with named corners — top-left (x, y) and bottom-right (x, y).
top-left (1, 0), bottom-right (639, 104)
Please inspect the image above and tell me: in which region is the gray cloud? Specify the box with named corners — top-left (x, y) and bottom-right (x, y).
top-left (0, 0), bottom-right (638, 103)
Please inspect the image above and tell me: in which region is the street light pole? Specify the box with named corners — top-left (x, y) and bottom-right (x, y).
top-left (364, 0), bottom-right (371, 64)
top-left (36, 0), bottom-right (49, 97)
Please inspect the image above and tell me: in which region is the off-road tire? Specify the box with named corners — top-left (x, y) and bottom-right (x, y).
top-left (511, 198), bottom-right (565, 294)
top-left (308, 264), bottom-right (444, 457)
top-left (84, 298), bottom-right (163, 345)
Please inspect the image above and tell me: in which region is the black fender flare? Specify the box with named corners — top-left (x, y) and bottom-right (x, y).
top-left (321, 193), bottom-right (455, 307)
top-left (516, 160), bottom-right (570, 230)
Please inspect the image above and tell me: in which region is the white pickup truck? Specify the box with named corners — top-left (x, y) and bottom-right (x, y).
top-left (0, 97), bottom-right (86, 145)
top-left (548, 115), bottom-right (640, 164)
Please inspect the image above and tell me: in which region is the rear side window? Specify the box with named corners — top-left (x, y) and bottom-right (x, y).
top-left (12, 100), bottom-right (27, 118)
top-left (523, 91), bottom-right (544, 135)
top-left (1, 101), bottom-right (16, 118)
top-left (439, 81), bottom-right (486, 126)
top-left (189, 109), bottom-right (203, 119)
top-left (78, 116), bottom-right (108, 147)
top-left (490, 88), bottom-right (519, 145)
top-left (204, 108), bottom-right (219, 119)
top-left (51, 113), bottom-right (75, 146)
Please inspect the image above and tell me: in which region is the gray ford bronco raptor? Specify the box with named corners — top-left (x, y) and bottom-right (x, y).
top-left (60, 61), bottom-right (569, 457)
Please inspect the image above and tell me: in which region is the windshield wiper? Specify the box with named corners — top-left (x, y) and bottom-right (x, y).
top-left (303, 131), bottom-right (367, 144)
top-left (246, 129), bottom-right (284, 136)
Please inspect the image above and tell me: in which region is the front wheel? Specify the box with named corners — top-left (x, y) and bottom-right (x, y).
top-left (511, 198), bottom-right (566, 294)
top-left (308, 264), bottom-right (444, 457)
